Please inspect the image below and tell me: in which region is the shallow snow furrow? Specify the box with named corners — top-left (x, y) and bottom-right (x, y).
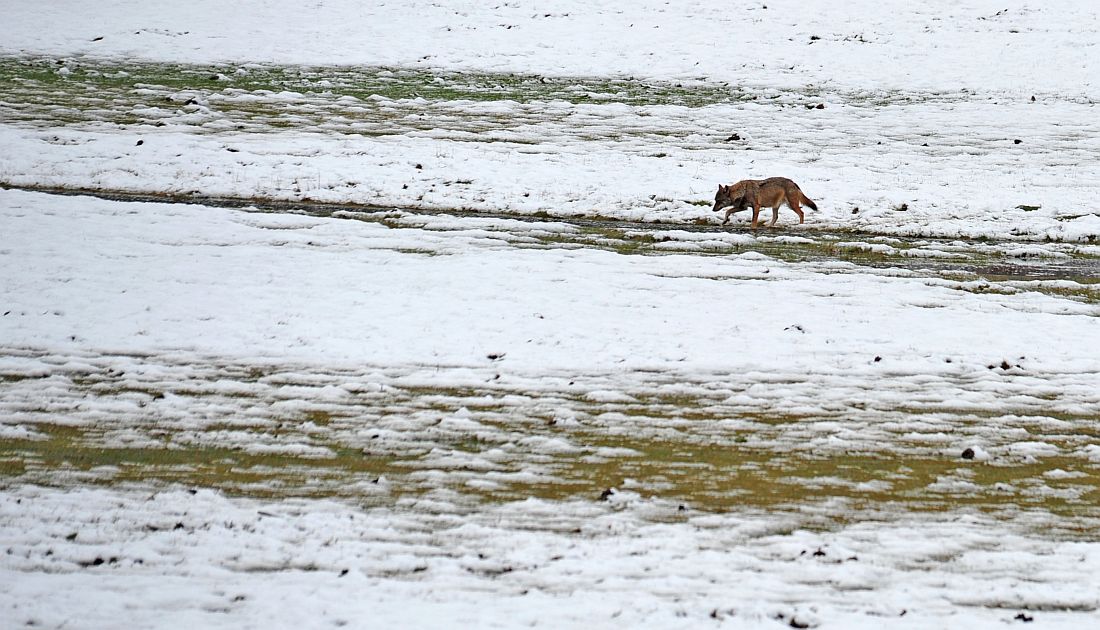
top-left (3, 484), bottom-right (1099, 629)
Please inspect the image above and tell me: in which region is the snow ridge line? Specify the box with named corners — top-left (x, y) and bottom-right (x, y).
top-left (6, 183), bottom-right (1100, 252)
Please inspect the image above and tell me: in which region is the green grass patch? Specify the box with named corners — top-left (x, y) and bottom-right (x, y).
top-left (1, 422), bottom-right (404, 500)
top-left (0, 55), bottom-right (984, 138)
top-left (0, 56), bottom-right (752, 116)
top-left (7, 406), bottom-right (1100, 521)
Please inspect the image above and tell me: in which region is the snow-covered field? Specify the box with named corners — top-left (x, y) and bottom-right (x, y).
top-left (2, 1), bottom-right (1100, 628)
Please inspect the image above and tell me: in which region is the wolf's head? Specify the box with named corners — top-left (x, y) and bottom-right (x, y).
top-left (712, 184), bottom-right (741, 213)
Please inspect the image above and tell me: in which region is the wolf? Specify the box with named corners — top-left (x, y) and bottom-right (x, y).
top-left (712, 177), bottom-right (818, 228)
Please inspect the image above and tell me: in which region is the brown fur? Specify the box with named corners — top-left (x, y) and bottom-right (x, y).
top-left (712, 177), bottom-right (818, 228)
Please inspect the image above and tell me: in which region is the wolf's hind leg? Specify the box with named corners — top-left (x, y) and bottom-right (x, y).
top-left (788, 198), bottom-right (805, 224)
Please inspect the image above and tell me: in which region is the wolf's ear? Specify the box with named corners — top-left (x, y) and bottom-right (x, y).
top-left (717, 184), bottom-right (726, 192)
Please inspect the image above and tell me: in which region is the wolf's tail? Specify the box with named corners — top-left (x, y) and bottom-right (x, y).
top-left (801, 192), bottom-right (818, 211)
